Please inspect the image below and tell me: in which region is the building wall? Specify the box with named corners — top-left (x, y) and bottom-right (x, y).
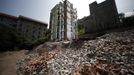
top-left (0, 13), bottom-right (17, 29)
top-left (79, 0), bottom-right (120, 33)
top-left (0, 13), bottom-right (48, 42)
top-left (89, 0), bottom-right (119, 31)
top-left (17, 16), bottom-right (47, 42)
top-left (50, 3), bottom-right (63, 41)
top-left (50, 0), bottom-right (78, 41)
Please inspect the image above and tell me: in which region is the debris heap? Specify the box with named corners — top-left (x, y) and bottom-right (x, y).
top-left (17, 29), bottom-right (134, 75)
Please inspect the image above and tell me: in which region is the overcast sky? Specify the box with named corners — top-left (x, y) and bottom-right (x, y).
top-left (0, 0), bottom-right (134, 24)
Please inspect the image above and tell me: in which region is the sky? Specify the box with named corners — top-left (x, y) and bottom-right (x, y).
top-left (0, 0), bottom-right (134, 24)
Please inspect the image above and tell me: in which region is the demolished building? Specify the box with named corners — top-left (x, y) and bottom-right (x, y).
top-left (49, 0), bottom-right (78, 41)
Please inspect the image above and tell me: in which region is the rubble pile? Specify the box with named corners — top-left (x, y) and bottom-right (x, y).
top-left (73, 62), bottom-right (134, 75)
top-left (17, 29), bottom-right (134, 75)
top-left (17, 43), bottom-right (61, 75)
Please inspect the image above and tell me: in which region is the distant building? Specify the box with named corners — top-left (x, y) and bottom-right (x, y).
top-left (0, 13), bottom-right (17, 28)
top-left (17, 16), bottom-right (47, 42)
top-left (78, 0), bottom-right (120, 33)
top-left (0, 12), bottom-right (48, 42)
top-left (49, 0), bottom-right (78, 41)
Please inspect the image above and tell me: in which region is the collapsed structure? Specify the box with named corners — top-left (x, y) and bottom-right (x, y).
top-left (79, 0), bottom-right (120, 33)
top-left (49, 0), bottom-right (78, 41)
top-left (0, 13), bottom-right (48, 42)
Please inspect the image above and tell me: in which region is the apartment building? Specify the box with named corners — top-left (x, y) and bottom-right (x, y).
top-left (49, 0), bottom-right (78, 41)
top-left (0, 12), bottom-right (48, 42)
top-left (0, 13), bottom-right (17, 28)
top-left (17, 15), bottom-right (47, 41)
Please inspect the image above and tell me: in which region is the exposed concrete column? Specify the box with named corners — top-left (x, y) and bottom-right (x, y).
top-left (64, 0), bottom-right (67, 40)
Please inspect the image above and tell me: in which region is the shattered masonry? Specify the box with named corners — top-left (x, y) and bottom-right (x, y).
top-left (17, 29), bottom-right (134, 75)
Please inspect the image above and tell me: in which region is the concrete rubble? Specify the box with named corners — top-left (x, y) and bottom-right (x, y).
top-left (17, 29), bottom-right (134, 75)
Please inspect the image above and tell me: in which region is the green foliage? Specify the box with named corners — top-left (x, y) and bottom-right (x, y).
top-left (119, 13), bottom-right (125, 19)
top-left (79, 28), bottom-right (85, 35)
top-left (32, 38), bottom-right (48, 47)
top-left (0, 24), bottom-right (49, 51)
top-left (45, 29), bottom-right (51, 40)
top-left (0, 24), bottom-right (18, 51)
top-left (78, 23), bottom-right (85, 35)
top-left (122, 16), bottom-right (134, 26)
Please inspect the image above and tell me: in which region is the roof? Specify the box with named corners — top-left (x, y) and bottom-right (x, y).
top-left (51, 4), bottom-right (60, 12)
top-left (0, 12), bottom-right (17, 19)
top-left (0, 12), bottom-right (47, 27)
top-left (19, 15), bottom-right (48, 26)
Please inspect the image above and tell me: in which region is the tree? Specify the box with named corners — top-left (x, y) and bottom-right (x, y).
top-left (119, 13), bottom-right (125, 23)
top-left (0, 24), bottom-right (17, 51)
top-left (119, 13), bottom-right (125, 18)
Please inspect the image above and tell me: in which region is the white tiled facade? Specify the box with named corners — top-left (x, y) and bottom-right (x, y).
top-left (49, 0), bottom-right (78, 41)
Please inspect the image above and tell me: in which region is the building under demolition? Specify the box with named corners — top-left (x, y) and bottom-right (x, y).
top-left (79, 0), bottom-right (120, 33)
top-left (49, 0), bottom-right (78, 41)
